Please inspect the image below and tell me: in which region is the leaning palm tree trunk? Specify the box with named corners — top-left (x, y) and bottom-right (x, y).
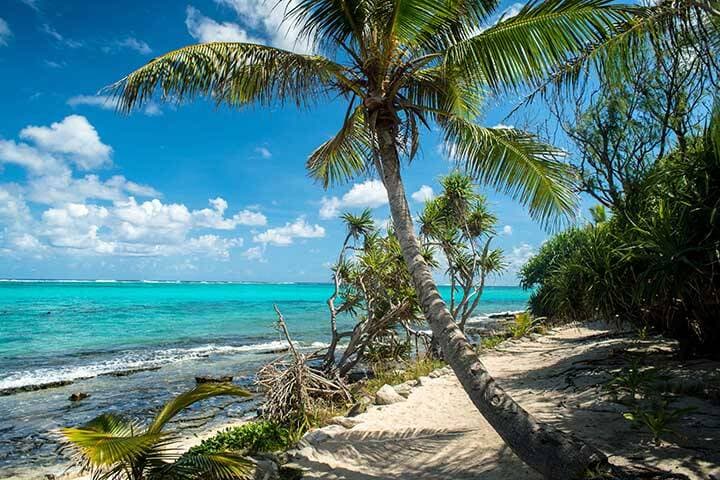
top-left (375, 125), bottom-right (607, 479)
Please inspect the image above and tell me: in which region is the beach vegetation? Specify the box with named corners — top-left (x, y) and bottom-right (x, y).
top-left (361, 357), bottom-right (446, 397)
top-left (418, 172), bottom-right (506, 332)
top-left (479, 334), bottom-right (508, 350)
top-left (188, 421), bottom-right (292, 456)
top-left (521, 101), bottom-right (720, 359)
top-left (60, 382), bottom-right (254, 480)
top-left (323, 174), bottom-right (503, 375)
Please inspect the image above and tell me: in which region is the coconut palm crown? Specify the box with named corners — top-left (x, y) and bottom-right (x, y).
top-left (110, 0), bottom-right (636, 477)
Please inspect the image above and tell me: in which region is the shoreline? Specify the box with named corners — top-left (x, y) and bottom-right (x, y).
top-left (10, 323), bottom-right (719, 480)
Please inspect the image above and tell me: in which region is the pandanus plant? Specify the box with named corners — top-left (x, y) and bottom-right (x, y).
top-left (60, 383), bottom-right (253, 480)
top-left (109, 0), bottom-right (638, 476)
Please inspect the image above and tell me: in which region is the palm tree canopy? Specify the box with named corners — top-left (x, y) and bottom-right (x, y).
top-left (111, 0), bottom-right (637, 226)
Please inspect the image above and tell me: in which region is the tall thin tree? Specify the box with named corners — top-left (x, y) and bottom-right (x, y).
top-left (110, 0), bottom-right (635, 476)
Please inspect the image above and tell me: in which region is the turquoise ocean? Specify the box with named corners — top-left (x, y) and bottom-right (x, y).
top-left (0, 280), bottom-right (529, 476)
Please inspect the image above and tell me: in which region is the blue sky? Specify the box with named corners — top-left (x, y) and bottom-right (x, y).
top-left (0, 0), bottom-right (582, 283)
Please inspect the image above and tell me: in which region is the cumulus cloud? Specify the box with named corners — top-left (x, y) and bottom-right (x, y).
top-left (19, 115), bottom-right (112, 170)
top-left (411, 185), bottom-right (434, 203)
top-left (502, 225), bottom-right (513, 235)
top-left (195, 0), bottom-right (313, 53)
top-left (116, 37), bottom-right (152, 55)
top-left (492, 123), bottom-right (515, 130)
top-left (253, 217), bottom-right (325, 246)
top-left (0, 139), bottom-right (65, 175)
top-left (319, 180), bottom-right (388, 219)
top-left (185, 6), bottom-right (260, 43)
top-left (0, 18), bottom-right (12, 46)
top-left (507, 242), bottom-right (534, 271)
top-left (0, 116), bottom-right (262, 260)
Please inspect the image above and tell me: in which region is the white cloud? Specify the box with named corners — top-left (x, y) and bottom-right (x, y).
top-left (507, 243), bottom-right (534, 271)
top-left (241, 246), bottom-right (264, 261)
top-left (253, 217), bottom-right (325, 246)
top-left (41, 24), bottom-right (83, 48)
top-left (20, 115), bottom-right (112, 170)
top-left (319, 180), bottom-right (388, 219)
top-left (500, 2), bottom-right (525, 20)
top-left (492, 123), bottom-right (515, 130)
top-left (68, 95), bottom-right (162, 117)
top-left (143, 102), bottom-right (163, 116)
top-left (116, 37), bottom-right (152, 55)
top-left (212, 0), bottom-right (313, 53)
top-left (0, 115), bottom-right (258, 261)
top-left (26, 171), bottom-right (159, 205)
top-left (411, 185), bottom-right (434, 203)
top-left (192, 197), bottom-right (267, 228)
top-left (20, 0), bottom-right (40, 11)
top-left (67, 95), bottom-right (115, 110)
top-left (502, 225), bottom-right (513, 235)
top-left (319, 196), bottom-right (341, 219)
top-left (255, 146), bottom-right (272, 159)
top-left (0, 139), bottom-right (65, 175)
top-left (0, 18), bottom-right (12, 47)
top-left (185, 6), bottom-right (260, 43)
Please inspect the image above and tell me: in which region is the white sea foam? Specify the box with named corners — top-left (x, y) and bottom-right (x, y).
top-left (0, 340), bottom-right (326, 392)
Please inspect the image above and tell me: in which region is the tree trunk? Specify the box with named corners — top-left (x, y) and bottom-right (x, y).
top-left (374, 124), bottom-right (608, 479)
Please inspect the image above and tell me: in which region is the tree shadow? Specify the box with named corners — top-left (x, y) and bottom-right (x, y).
top-left (292, 427), bottom-right (539, 479)
top-left (491, 327), bottom-right (720, 479)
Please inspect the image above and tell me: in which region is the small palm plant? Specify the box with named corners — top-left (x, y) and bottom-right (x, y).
top-left (60, 383), bottom-right (254, 480)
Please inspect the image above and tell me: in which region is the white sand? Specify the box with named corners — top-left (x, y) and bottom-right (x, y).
top-left (288, 324), bottom-right (720, 480)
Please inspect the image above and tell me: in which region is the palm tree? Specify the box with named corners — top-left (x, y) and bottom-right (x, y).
top-left (109, 0), bottom-right (635, 476)
top-left (61, 383), bottom-right (253, 480)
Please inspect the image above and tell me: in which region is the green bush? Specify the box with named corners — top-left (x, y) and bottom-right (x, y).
top-left (189, 420), bottom-right (292, 456)
top-left (520, 112), bottom-right (720, 358)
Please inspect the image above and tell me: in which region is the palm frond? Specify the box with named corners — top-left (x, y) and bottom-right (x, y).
top-left (162, 452), bottom-right (255, 480)
top-left (447, 0), bottom-right (636, 92)
top-left (402, 65), bottom-right (484, 121)
top-left (147, 383), bottom-right (251, 435)
top-left (60, 414), bottom-right (162, 467)
top-left (306, 105), bottom-right (374, 188)
top-left (442, 117), bottom-right (578, 227)
top-left (287, 0), bottom-right (368, 53)
top-left (109, 43), bottom-right (350, 113)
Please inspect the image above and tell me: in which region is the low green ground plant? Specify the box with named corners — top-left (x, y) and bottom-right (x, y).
top-left (188, 420), bottom-right (293, 456)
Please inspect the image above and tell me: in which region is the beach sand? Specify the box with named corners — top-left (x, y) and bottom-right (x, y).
top-left (15, 323), bottom-right (720, 480)
top-left (287, 324), bottom-right (720, 480)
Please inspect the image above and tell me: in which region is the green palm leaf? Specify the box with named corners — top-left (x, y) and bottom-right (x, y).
top-left (157, 452), bottom-right (254, 480)
top-left (61, 414), bottom-right (162, 467)
top-left (110, 43), bottom-right (351, 113)
top-left (307, 105), bottom-right (374, 188)
top-left (442, 117), bottom-right (578, 226)
top-left (147, 383), bottom-right (251, 435)
top-left (448, 0), bottom-right (635, 92)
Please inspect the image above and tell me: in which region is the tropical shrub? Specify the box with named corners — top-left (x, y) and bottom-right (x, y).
top-left (521, 106), bottom-right (720, 358)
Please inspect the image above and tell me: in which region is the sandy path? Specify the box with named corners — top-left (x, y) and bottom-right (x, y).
top-left (288, 324), bottom-right (720, 480)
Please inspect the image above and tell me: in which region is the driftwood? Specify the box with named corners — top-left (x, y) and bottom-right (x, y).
top-left (256, 305), bottom-right (351, 425)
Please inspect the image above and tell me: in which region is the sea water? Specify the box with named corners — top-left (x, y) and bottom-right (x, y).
top-left (0, 280), bottom-right (529, 475)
